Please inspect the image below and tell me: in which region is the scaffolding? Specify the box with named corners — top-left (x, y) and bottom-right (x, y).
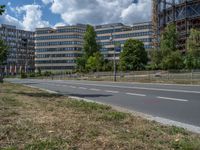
top-left (152, 0), bottom-right (200, 52)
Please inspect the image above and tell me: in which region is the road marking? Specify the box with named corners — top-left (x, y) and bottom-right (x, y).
top-left (64, 82), bottom-right (200, 94)
top-left (78, 87), bottom-right (87, 90)
top-left (105, 90), bottom-right (119, 94)
top-left (157, 96), bottom-right (188, 102)
top-left (90, 88), bottom-right (101, 91)
top-left (126, 93), bottom-right (146, 97)
top-left (69, 86), bottom-right (76, 89)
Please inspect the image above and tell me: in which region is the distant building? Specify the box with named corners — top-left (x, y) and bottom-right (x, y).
top-left (95, 22), bottom-right (153, 60)
top-left (35, 24), bottom-right (86, 72)
top-left (0, 24), bottom-right (35, 74)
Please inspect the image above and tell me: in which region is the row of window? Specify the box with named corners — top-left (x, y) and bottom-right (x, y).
top-left (36, 35), bottom-right (83, 40)
top-left (36, 47), bottom-right (82, 52)
top-left (36, 41), bottom-right (83, 46)
top-left (97, 31), bottom-right (152, 41)
top-left (96, 25), bottom-right (152, 35)
top-left (36, 53), bottom-right (81, 58)
top-left (98, 38), bottom-right (152, 46)
top-left (35, 60), bottom-right (76, 64)
top-left (36, 29), bottom-right (86, 34)
top-left (36, 66), bottom-right (75, 70)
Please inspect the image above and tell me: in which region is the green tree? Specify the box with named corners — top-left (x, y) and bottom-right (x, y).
top-left (76, 55), bottom-right (87, 72)
top-left (153, 24), bottom-right (184, 70)
top-left (0, 39), bottom-right (8, 65)
top-left (83, 25), bottom-right (99, 57)
top-left (0, 5), bottom-right (5, 15)
top-left (160, 24), bottom-right (178, 56)
top-left (93, 51), bottom-right (103, 72)
top-left (76, 25), bottom-right (101, 72)
top-left (151, 49), bottom-right (162, 69)
top-left (85, 52), bottom-right (104, 72)
top-left (86, 56), bottom-right (96, 72)
top-left (120, 39), bottom-right (147, 71)
top-left (185, 28), bottom-right (200, 69)
top-left (161, 51), bottom-right (183, 70)
top-left (0, 5), bottom-right (8, 82)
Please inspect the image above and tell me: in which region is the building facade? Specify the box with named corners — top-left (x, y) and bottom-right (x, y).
top-left (95, 22), bottom-right (153, 60)
top-left (0, 24), bottom-right (35, 74)
top-left (152, 0), bottom-right (200, 51)
top-left (35, 24), bottom-right (86, 72)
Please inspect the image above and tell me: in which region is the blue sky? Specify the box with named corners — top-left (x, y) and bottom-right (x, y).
top-left (0, 0), bottom-right (151, 31)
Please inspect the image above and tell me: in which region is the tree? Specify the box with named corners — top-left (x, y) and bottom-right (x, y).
top-left (185, 28), bottom-right (200, 69)
top-left (160, 24), bottom-right (178, 56)
top-left (76, 25), bottom-right (101, 72)
top-left (120, 39), bottom-right (147, 71)
top-left (152, 23), bottom-right (184, 70)
top-left (85, 52), bottom-right (104, 72)
top-left (161, 51), bottom-right (183, 70)
top-left (0, 39), bottom-right (8, 65)
top-left (187, 29), bottom-right (200, 58)
top-left (86, 56), bottom-right (96, 72)
top-left (151, 49), bottom-right (162, 69)
top-left (76, 55), bottom-right (87, 72)
top-left (0, 5), bottom-right (5, 15)
top-left (0, 5), bottom-right (8, 82)
top-left (83, 25), bottom-right (99, 58)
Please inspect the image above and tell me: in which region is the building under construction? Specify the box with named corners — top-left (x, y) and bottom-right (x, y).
top-left (152, 0), bottom-right (200, 52)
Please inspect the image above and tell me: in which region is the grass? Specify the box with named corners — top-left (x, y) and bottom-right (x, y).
top-left (0, 83), bottom-right (200, 149)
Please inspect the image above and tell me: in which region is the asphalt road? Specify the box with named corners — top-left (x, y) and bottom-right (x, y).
top-left (5, 78), bottom-right (200, 129)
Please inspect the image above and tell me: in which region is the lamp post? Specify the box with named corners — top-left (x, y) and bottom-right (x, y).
top-left (110, 26), bottom-right (117, 82)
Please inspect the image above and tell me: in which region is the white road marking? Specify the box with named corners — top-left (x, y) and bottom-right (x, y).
top-left (105, 90), bottom-right (119, 94)
top-left (90, 88), bottom-right (101, 91)
top-left (126, 93), bottom-right (146, 97)
top-left (64, 82), bottom-right (200, 94)
top-left (70, 86), bottom-right (76, 88)
top-left (78, 87), bottom-right (87, 90)
top-left (157, 96), bottom-right (188, 102)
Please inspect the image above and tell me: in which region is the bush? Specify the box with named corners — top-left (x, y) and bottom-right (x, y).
top-left (43, 71), bottom-right (52, 77)
top-left (20, 72), bottom-right (27, 79)
top-left (29, 73), bottom-right (35, 77)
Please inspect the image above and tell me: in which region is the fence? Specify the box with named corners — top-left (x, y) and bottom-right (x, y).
top-left (38, 70), bottom-right (200, 84)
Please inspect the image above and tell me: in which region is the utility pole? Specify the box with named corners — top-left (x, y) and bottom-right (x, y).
top-left (110, 26), bottom-right (117, 82)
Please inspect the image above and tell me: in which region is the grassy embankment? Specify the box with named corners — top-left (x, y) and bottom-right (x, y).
top-left (0, 83), bottom-right (200, 149)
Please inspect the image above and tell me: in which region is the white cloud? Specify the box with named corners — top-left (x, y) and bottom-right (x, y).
top-left (16, 4), bottom-right (50, 30)
top-left (53, 22), bottom-right (66, 28)
top-left (0, 4), bottom-right (50, 31)
top-left (0, 14), bottom-right (23, 29)
top-left (43, 0), bottom-right (151, 25)
top-left (42, 0), bottom-right (54, 5)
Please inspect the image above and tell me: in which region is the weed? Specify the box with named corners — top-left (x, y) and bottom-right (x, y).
top-left (100, 111), bottom-right (127, 121)
top-left (172, 138), bottom-right (200, 150)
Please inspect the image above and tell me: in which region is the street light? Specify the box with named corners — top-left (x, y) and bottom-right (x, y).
top-left (110, 26), bottom-right (117, 82)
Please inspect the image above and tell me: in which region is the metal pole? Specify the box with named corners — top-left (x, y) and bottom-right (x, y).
top-left (114, 45), bottom-right (116, 82)
top-left (111, 26), bottom-right (117, 82)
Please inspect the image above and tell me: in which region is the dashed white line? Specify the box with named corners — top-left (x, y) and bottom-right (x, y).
top-left (126, 93), bottom-right (146, 97)
top-left (105, 90), bottom-right (119, 94)
top-left (157, 96), bottom-right (188, 102)
top-left (78, 87), bottom-right (87, 90)
top-left (90, 88), bottom-right (101, 91)
top-left (69, 86), bottom-right (76, 89)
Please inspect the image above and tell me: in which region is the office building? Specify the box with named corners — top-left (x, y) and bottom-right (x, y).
top-left (152, 0), bottom-right (200, 51)
top-left (95, 22), bottom-right (153, 60)
top-left (0, 24), bottom-right (35, 74)
top-left (35, 24), bottom-right (86, 72)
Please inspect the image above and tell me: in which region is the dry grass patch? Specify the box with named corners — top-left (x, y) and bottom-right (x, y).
top-left (0, 82), bottom-right (200, 150)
